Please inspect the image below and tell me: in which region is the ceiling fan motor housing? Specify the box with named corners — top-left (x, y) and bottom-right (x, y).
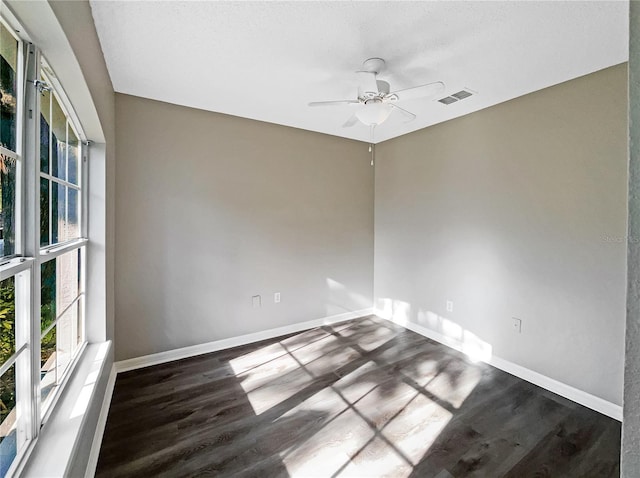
top-left (362, 57), bottom-right (386, 74)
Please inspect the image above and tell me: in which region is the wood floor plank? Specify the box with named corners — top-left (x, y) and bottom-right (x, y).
top-left (503, 405), bottom-right (621, 478)
top-left (96, 316), bottom-right (621, 478)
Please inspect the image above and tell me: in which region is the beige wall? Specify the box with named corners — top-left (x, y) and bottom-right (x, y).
top-left (115, 94), bottom-right (374, 361)
top-left (374, 64), bottom-right (628, 405)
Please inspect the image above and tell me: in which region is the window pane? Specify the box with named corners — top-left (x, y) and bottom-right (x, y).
top-left (51, 182), bottom-right (60, 244)
top-left (0, 277), bottom-right (14, 365)
top-left (0, 23), bottom-right (18, 152)
top-left (41, 303), bottom-right (81, 412)
top-left (40, 178), bottom-right (49, 247)
top-left (0, 154), bottom-right (15, 257)
top-left (68, 126), bottom-right (78, 185)
top-left (41, 260), bottom-right (56, 330)
top-left (55, 303), bottom-right (78, 379)
top-left (40, 90), bottom-right (50, 174)
top-left (0, 364), bottom-right (16, 476)
top-left (40, 327), bottom-right (55, 405)
top-left (40, 249), bottom-right (81, 352)
top-left (57, 249), bottom-right (79, 312)
top-left (55, 183), bottom-right (65, 242)
top-left (49, 183), bottom-right (79, 244)
top-left (0, 26), bottom-right (17, 258)
top-left (50, 94), bottom-right (66, 181)
top-left (41, 249), bottom-right (82, 411)
top-left (67, 187), bottom-right (78, 239)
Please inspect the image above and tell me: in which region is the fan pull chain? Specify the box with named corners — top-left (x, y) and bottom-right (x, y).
top-left (370, 125), bottom-right (375, 166)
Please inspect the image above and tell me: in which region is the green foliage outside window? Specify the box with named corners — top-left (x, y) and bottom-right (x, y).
top-left (39, 259), bottom-right (56, 404)
top-left (1, 35), bottom-right (17, 257)
top-left (0, 278), bottom-right (15, 424)
top-left (41, 259), bottom-right (57, 350)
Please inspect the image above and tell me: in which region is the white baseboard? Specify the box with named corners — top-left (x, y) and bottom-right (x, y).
top-left (84, 364), bottom-right (117, 478)
top-left (85, 307), bottom-right (620, 478)
top-left (375, 309), bottom-right (622, 421)
top-left (115, 308), bottom-right (374, 373)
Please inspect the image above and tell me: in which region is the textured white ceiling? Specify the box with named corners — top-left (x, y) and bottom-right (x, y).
top-left (90, 1), bottom-right (628, 144)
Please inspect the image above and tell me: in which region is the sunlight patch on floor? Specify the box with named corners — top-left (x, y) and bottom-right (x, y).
top-left (283, 407), bottom-right (375, 477)
top-left (278, 386), bottom-right (349, 425)
top-left (336, 324), bottom-right (397, 352)
top-left (230, 318), bottom-right (482, 476)
top-left (232, 352), bottom-right (310, 415)
top-left (331, 360), bottom-right (386, 403)
top-left (425, 363), bottom-right (482, 409)
top-left (230, 319), bottom-right (399, 416)
top-left (337, 436), bottom-right (414, 478)
top-left (382, 394), bottom-right (453, 465)
top-left (228, 342), bottom-right (293, 376)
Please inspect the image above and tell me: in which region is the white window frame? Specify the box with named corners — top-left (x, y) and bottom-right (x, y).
top-left (36, 58), bottom-right (88, 424)
top-left (0, 15), bottom-right (33, 478)
top-left (0, 10), bottom-right (90, 477)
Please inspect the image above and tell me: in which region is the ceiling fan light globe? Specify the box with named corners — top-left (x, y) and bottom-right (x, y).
top-left (355, 102), bottom-right (393, 126)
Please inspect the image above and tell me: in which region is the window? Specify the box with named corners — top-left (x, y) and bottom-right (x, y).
top-left (40, 249), bottom-right (83, 413)
top-left (39, 78), bottom-right (81, 247)
top-left (0, 14), bottom-right (89, 477)
top-left (0, 21), bottom-right (18, 258)
top-left (0, 19), bottom-right (28, 476)
top-left (37, 62), bottom-right (87, 419)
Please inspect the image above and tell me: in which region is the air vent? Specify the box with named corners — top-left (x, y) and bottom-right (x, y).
top-left (438, 89), bottom-right (475, 105)
top-left (452, 90), bottom-right (473, 100)
top-left (438, 96), bottom-right (458, 105)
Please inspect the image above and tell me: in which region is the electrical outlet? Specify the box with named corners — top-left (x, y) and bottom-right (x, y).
top-left (252, 295), bottom-right (261, 308)
top-left (274, 292), bottom-right (281, 303)
top-left (512, 317), bottom-right (522, 333)
top-left (446, 300), bottom-right (454, 313)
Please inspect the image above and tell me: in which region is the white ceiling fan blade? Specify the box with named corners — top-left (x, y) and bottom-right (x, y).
top-left (392, 104), bottom-right (416, 123)
top-left (390, 81), bottom-right (445, 102)
top-left (308, 100), bottom-right (359, 107)
top-left (356, 71), bottom-right (379, 97)
top-left (342, 114), bottom-right (359, 128)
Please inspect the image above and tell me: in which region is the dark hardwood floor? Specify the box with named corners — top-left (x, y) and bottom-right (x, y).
top-left (96, 316), bottom-right (621, 477)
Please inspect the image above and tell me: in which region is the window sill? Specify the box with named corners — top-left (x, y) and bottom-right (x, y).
top-left (15, 341), bottom-right (113, 477)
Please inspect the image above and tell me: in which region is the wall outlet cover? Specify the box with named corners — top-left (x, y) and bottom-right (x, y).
top-left (512, 317), bottom-right (522, 333)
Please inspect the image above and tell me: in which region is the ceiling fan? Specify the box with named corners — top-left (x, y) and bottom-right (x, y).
top-left (308, 58), bottom-right (445, 129)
